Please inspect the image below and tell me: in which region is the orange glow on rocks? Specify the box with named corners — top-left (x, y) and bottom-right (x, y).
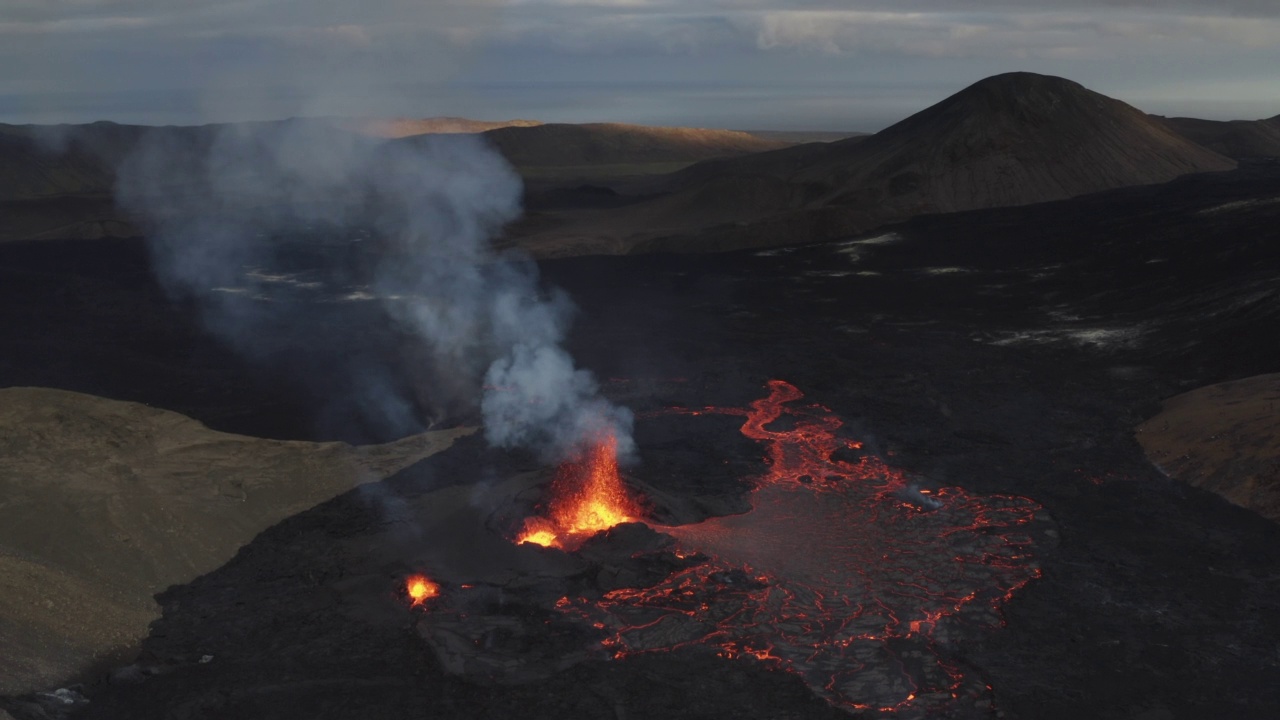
top-left (405, 574), bottom-right (440, 606)
top-left (517, 524), bottom-right (559, 548)
top-left (517, 432), bottom-right (640, 550)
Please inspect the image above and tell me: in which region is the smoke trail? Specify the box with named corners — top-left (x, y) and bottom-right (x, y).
top-left (115, 119), bottom-right (632, 459)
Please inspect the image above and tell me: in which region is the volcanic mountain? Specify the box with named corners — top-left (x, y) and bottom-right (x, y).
top-left (1156, 114), bottom-right (1280, 160)
top-left (524, 72), bottom-right (1237, 255)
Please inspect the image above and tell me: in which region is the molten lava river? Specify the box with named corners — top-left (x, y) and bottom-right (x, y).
top-left (417, 380), bottom-right (1046, 716)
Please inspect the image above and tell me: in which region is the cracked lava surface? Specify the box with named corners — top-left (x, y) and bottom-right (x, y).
top-left (558, 381), bottom-right (1046, 715)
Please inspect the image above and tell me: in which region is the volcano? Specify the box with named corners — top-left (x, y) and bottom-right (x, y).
top-left (781, 72), bottom-right (1235, 212)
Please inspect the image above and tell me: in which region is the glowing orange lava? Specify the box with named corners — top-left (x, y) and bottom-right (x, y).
top-left (552, 380), bottom-right (1045, 715)
top-left (406, 574), bottom-right (440, 606)
top-left (517, 432), bottom-right (640, 550)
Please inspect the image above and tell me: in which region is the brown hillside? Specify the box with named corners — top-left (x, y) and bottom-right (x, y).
top-left (1137, 374), bottom-right (1280, 523)
top-left (1157, 115), bottom-right (1280, 159)
top-left (744, 130), bottom-right (868, 144)
top-left (0, 387), bottom-right (471, 694)
top-left (338, 116), bottom-right (542, 138)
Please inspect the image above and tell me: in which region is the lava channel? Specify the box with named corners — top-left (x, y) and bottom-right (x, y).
top-left (558, 380), bottom-right (1045, 715)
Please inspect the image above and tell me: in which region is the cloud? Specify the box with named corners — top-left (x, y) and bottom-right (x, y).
top-left (190, 22), bottom-right (375, 49)
top-left (715, 7), bottom-right (1280, 60)
top-left (0, 15), bottom-right (156, 35)
top-left (3, 0), bottom-right (1278, 126)
top-left (1168, 14), bottom-right (1280, 46)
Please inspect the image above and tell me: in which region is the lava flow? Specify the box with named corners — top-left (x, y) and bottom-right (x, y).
top-left (555, 381), bottom-right (1046, 715)
top-left (405, 574), bottom-right (440, 606)
top-left (517, 431), bottom-right (641, 550)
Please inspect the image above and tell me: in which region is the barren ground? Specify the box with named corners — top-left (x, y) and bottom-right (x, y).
top-left (1, 163), bottom-right (1278, 719)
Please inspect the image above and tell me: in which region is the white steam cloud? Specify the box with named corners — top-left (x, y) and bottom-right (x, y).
top-left (115, 119), bottom-right (632, 460)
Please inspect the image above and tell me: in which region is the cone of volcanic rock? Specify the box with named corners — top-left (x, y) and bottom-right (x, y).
top-left (0, 387), bottom-right (472, 695)
top-left (1156, 114), bottom-right (1280, 160)
top-left (793, 72), bottom-right (1236, 211)
top-left (597, 72), bottom-right (1236, 254)
top-left (1137, 374), bottom-right (1280, 522)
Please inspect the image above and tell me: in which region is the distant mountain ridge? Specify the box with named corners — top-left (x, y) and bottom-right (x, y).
top-left (545, 72), bottom-right (1238, 254)
top-left (0, 117), bottom-right (790, 242)
top-left (795, 72), bottom-right (1235, 212)
top-left (471, 122), bottom-right (787, 167)
top-left (0, 73), bottom-right (1267, 252)
top-left (0, 117), bottom-right (788, 200)
top-left (1156, 114), bottom-right (1280, 160)
top-left (339, 116), bottom-right (542, 138)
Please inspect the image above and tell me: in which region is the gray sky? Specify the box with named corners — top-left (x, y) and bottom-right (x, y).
top-left (2, 0), bottom-right (1278, 129)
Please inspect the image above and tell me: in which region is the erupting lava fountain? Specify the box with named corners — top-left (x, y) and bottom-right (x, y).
top-left (405, 574), bottom-right (441, 606)
top-left (517, 432), bottom-right (641, 551)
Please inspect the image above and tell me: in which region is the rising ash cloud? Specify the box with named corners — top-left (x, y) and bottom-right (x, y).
top-left (116, 121), bottom-right (633, 460)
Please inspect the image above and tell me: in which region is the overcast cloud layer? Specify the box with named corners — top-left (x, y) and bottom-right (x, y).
top-left (2, 0), bottom-right (1278, 128)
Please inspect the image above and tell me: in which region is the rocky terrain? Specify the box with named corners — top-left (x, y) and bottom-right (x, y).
top-left (0, 387), bottom-right (470, 696)
top-left (0, 153), bottom-right (1277, 719)
top-left (1138, 374), bottom-right (1280, 522)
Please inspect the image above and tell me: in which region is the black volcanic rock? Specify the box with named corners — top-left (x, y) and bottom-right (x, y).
top-left (3, 163), bottom-right (1280, 720)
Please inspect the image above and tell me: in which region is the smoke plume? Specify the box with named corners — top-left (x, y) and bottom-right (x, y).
top-left (116, 119), bottom-right (632, 460)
